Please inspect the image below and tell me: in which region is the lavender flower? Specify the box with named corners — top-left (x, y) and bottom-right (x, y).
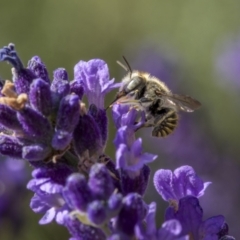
top-left (153, 166), bottom-right (211, 202)
top-left (113, 104), bottom-right (157, 195)
top-left (0, 43), bottom-right (236, 240)
top-left (154, 166), bottom-right (234, 239)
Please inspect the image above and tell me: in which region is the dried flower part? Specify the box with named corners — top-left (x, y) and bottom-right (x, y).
top-left (28, 56), bottom-right (50, 83)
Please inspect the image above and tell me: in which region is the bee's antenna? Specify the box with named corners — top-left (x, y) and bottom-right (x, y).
top-left (116, 60), bottom-right (128, 72)
top-left (122, 56), bottom-right (132, 73)
top-left (116, 56), bottom-right (133, 74)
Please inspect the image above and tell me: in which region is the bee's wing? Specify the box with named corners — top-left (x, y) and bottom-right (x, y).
top-left (161, 93), bottom-right (201, 112)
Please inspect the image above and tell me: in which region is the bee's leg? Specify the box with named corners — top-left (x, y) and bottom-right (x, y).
top-left (134, 112), bottom-right (155, 131)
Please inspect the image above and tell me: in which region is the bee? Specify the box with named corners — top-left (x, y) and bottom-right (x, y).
top-left (108, 57), bottom-right (201, 137)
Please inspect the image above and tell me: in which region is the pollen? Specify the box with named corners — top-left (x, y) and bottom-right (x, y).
top-left (0, 80), bottom-right (28, 110)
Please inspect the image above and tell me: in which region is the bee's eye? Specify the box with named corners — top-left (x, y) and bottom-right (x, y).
top-left (125, 77), bottom-right (143, 93)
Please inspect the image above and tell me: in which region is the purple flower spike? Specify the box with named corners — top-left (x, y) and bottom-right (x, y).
top-left (22, 144), bottom-right (51, 161)
top-left (17, 107), bottom-right (52, 141)
top-left (88, 104), bottom-right (108, 145)
top-left (65, 215), bottom-right (106, 240)
top-left (88, 163), bottom-right (114, 200)
top-left (28, 56), bottom-right (50, 83)
top-left (116, 193), bottom-right (146, 237)
top-left (63, 173), bottom-right (92, 212)
top-left (153, 165), bottom-right (211, 202)
top-left (0, 104), bottom-right (22, 131)
top-left (29, 78), bottom-right (52, 116)
top-left (0, 135), bottom-right (24, 158)
top-left (73, 111), bottom-right (102, 157)
top-left (70, 80), bottom-right (84, 99)
top-left (87, 200), bottom-right (107, 225)
top-left (55, 95), bottom-right (80, 133)
top-left (74, 59), bottom-right (119, 109)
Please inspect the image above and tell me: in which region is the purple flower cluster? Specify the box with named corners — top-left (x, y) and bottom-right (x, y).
top-left (0, 43), bottom-right (235, 239)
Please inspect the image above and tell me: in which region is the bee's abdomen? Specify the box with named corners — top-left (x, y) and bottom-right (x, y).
top-left (152, 112), bottom-right (178, 137)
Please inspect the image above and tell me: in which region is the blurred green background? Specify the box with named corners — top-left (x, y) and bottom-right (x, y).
top-left (0, 0), bottom-right (240, 239)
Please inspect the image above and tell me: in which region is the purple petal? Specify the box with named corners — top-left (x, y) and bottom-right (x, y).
top-left (172, 166), bottom-right (211, 199)
top-left (153, 166), bottom-right (211, 202)
top-left (88, 164), bottom-right (114, 199)
top-left (121, 165), bottom-right (150, 196)
top-left (135, 201), bottom-right (157, 239)
top-left (73, 112), bottom-right (102, 157)
top-left (51, 131), bottom-right (72, 150)
top-left (88, 104), bottom-right (108, 145)
top-left (165, 196), bottom-right (203, 238)
top-left (28, 56), bottom-right (50, 83)
top-left (112, 104), bottom-right (130, 129)
top-left (53, 68), bottom-right (68, 81)
top-left (70, 80), bottom-right (84, 99)
top-left (65, 215), bottom-right (106, 240)
top-left (63, 173), bottom-right (92, 211)
top-left (0, 135), bottom-right (23, 158)
top-left (39, 207), bottom-right (56, 224)
top-left (29, 78), bottom-right (52, 116)
top-left (199, 215), bottom-right (228, 239)
top-left (22, 144), bottom-right (51, 161)
top-left (153, 169), bottom-right (176, 201)
top-left (55, 94), bottom-right (80, 133)
top-left (116, 193), bottom-right (146, 237)
top-left (0, 104), bottom-right (22, 131)
top-left (87, 200), bottom-right (107, 225)
top-left (17, 107), bottom-right (52, 141)
top-left (107, 193), bottom-right (123, 213)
